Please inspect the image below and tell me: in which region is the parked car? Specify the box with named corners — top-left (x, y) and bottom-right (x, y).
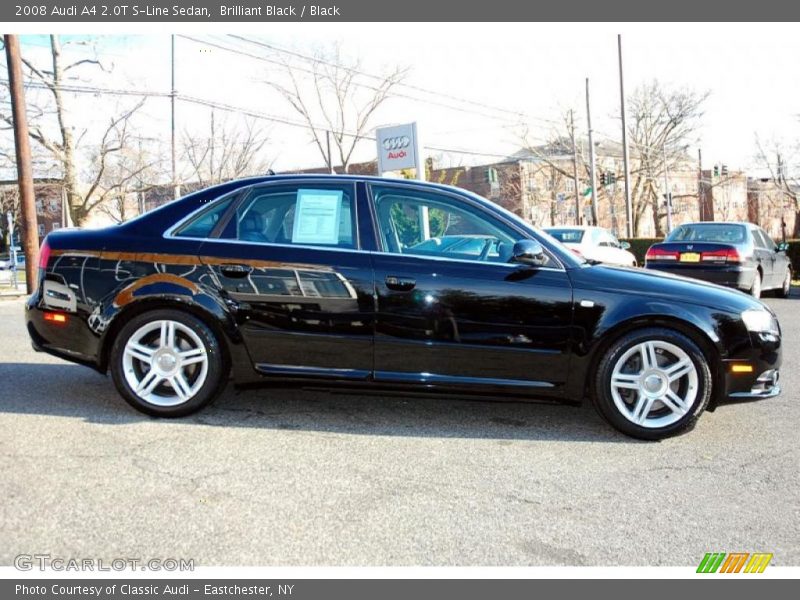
top-left (26, 175), bottom-right (781, 439)
top-left (0, 253), bottom-right (25, 270)
top-left (544, 226), bottom-right (637, 267)
top-left (644, 222), bottom-right (792, 298)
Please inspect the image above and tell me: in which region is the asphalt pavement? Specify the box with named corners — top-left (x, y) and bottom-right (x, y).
top-left (1, 293), bottom-right (798, 566)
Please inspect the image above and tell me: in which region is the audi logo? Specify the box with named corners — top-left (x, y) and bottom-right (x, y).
top-left (382, 136), bottom-right (410, 151)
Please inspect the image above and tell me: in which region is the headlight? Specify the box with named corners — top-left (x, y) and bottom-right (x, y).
top-left (742, 309), bottom-right (780, 335)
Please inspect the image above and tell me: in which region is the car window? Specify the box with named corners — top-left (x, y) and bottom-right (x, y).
top-left (371, 184), bottom-right (520, 264)
top-left (546, 229), bottom-right (585, 243)
top-left (756, 229), bottom-right (776, 251)
top-left (597, 230), bottom-right (619, 248)
top-left (220, 184), bottom-right (356, 249)
top-left (173, 196), bottom-right (235, 238)
top-left (667, 224), bottom-right (746, 243)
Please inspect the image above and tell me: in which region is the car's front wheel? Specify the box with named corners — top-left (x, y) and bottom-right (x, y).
top-left (110, 309), bottom-right (227, 417)
top-left (593, 328), bottom-right (712, 440)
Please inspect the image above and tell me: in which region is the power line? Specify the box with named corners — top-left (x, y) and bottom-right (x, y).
top-left (229, 34), bottom-right (538, 122)
top-left (1, 77), bottom-right (525, 161)
top-left (179, 34), bottom-right (553, 127)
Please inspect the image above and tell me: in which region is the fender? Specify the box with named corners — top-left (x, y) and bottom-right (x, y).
top-left (94, 275), bottom-right (254, 379)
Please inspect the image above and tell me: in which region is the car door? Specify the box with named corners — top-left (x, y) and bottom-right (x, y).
top-left (367, 182), bottom-right (574, 392)
top-left (752, 229), bottom-right (776, 288)
top-left (195, 181), bottom-right (375, 380)
top-left (758, 228), bottom-right (789, 288)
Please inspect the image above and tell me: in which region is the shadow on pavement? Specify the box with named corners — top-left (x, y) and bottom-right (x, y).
top-left (0, 361), bottom-right (632, 444)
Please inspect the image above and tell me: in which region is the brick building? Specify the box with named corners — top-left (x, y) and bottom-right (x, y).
top-left (0, 179), bottom-right (66, 249)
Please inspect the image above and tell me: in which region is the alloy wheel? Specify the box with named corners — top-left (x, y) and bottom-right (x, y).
top-left (609, 340), bottom-right (699, 429)
top-left (122, 319), bottom-right (209, 407)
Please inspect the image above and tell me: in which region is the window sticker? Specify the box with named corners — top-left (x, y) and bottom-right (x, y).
top-left (291, 189), bottom-right (344, 245)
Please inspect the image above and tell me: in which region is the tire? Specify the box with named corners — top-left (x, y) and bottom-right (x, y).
top-left (110, 309), bottom-right (227, 417)
top-left (750, 271), bottom-right (762, 298)
top-left (592, 327), bottom-right (712, 440)
top-left (775, 268), bottom-right (792, 299)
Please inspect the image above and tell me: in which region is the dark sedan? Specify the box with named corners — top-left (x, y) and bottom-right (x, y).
top-left (644, 222), bottom-right (792, 298)
top-left (26, 176), bottom-right (782, 439)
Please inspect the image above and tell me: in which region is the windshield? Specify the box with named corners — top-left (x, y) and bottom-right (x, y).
top-left (667, 224), bottom-right (746, 244)
top-left (546, 229), bottom-right (585, 243)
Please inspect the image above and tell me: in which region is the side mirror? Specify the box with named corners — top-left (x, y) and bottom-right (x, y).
top-left (777, 242), bottom-right (789, 253)
top-left (511, 239), bottom-right (546, 267)
top-left (620, 241), bottom-right (631, 250)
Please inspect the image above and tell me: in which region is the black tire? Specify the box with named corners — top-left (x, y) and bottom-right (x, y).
top-left (775, 268), bottom-right (792, 299)
top-left (592, 327), bottom-right (713, 440)
top-left (750, 271), bottom-right (762, 299)
top-left (110, 309), bottom-right (227, 417)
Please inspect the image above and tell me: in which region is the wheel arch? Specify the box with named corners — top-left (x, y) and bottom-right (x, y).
top-left (97, 295), bottom-right (237, 376)
top-left (583, 314), bottom-right (723, 409)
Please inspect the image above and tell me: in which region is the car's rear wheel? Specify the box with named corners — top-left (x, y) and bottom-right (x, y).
top-left (750, 271), bottom-right (762, 298)
top-left (593, 328), bottom-right (712, 440)
top-left (776, 267), bottom-right (792, 299)
top-left (110, 309), bottom-right (226, 417)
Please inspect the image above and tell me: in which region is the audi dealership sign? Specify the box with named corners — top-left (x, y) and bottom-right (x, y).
top-left (376, 122), bottom-right (421, 177)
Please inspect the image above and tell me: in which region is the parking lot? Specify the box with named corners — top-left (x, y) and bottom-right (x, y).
top-left (0, 293), bottom-right (798, 567)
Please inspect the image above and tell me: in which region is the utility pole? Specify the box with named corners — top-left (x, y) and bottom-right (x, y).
top-left (698, 148), bottom-right (704, 221)
top-left (618, 34), bottom-right (633, 238)
top-left (570, 109), bottom-right (581, 226)
top-left (663, 141), bottom-right (672, 233)
top-left (326, 130), bottom-right (335, 174)
top-left (171, 35), bottom-right (179, 199)
top-left (5, 34), bottom-right (39, 293)
top-left (585, 78), bottom-right (598, 226)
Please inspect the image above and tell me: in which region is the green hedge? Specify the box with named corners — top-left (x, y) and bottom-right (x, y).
top-left (621, 238), bottom-right (800, 272)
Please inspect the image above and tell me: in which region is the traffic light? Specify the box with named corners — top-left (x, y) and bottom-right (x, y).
top-left (609, 173), bottom-right (617, 185)
top-left (600, 173), bottom-right (607, 186)
top-left (721, 164), bottom-right (728, 177)
top-left (713, 164), bottom-right (720, 177)
top-left (484, 167), bottom-right (498, 184)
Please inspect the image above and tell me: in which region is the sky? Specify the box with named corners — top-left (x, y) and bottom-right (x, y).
top-left (4, 23), bottom-right (800, 179)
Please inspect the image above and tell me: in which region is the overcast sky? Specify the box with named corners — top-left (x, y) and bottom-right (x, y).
top-left (6, 23), bottom-right (800, 177)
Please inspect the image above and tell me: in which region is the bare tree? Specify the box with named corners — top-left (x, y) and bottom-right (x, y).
top-left (626, 81), bottom-right (708, 236)
top-left (181, 111), bottom-right (272, 187)
top-left (754, 137), bottom-right (800, 238)
top-left (266, 43), bottom-right (407, 172)
top-left (0, 35), bottom-right (146, 226)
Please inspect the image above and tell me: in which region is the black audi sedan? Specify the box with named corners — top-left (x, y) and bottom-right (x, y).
top-left (26, 175), bottom-right (782, 439)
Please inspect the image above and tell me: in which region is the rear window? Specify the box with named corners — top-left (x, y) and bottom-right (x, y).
top-left (547, 229), bottom-right (585, 243)
top-left (667, 224), bottom-right (746, 243)
top-left (220, 185), bottom-right (356, 249)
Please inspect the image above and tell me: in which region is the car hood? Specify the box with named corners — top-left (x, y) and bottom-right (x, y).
top-left (570, 263), bottom-right (767, 314)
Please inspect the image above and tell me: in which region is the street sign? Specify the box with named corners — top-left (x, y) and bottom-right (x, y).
top-left (376, 122), bottom-right (420, 176)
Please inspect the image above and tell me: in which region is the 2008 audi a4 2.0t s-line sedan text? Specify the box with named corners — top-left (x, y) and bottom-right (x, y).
top-left (25, 175), bottom-right (782, 439)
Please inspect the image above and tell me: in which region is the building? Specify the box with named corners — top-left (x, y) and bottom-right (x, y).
top-left (747, 178), bottom-right (797, 239)
top-left (0, 179), bottom-right (66, 250)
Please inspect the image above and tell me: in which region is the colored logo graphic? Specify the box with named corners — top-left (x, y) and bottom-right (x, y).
top-left (697, 552), bottom-right (773, 573)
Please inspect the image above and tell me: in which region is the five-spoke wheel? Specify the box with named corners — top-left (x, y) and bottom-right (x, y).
top-left (110, 309), bottom-right (226, 417)
top-left (594, 328), bottom-right (712, 440)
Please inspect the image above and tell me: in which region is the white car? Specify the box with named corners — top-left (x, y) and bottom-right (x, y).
top-left (544, 226), bottom-right (637, 267)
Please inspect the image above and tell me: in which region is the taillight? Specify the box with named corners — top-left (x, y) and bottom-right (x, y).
top-left (645, 247), bottom-right (679, 261)
top-left (38, 238), bottom-right (51, 269)
top-left (701, 248), bottom-right (741, 263)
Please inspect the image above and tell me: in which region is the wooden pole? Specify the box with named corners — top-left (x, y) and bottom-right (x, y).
top-left (5, 35), bottom-right (39, 293)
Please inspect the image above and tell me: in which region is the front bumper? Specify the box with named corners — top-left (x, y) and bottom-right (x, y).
top-left (718, 330), bottom-right (782, 403)
top-left (645, 263), bottom-right (757, 291)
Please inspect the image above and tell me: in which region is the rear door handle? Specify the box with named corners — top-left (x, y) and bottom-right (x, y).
top-left (220, 264), bottom-right (253, 278)
top-left (385, 275), bottom-right (416, 291)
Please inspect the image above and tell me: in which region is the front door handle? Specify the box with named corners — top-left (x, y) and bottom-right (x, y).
top-left (220, 263), bottom-right (253, 278)
top-left (385, 275), bottom-right (416, 291)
